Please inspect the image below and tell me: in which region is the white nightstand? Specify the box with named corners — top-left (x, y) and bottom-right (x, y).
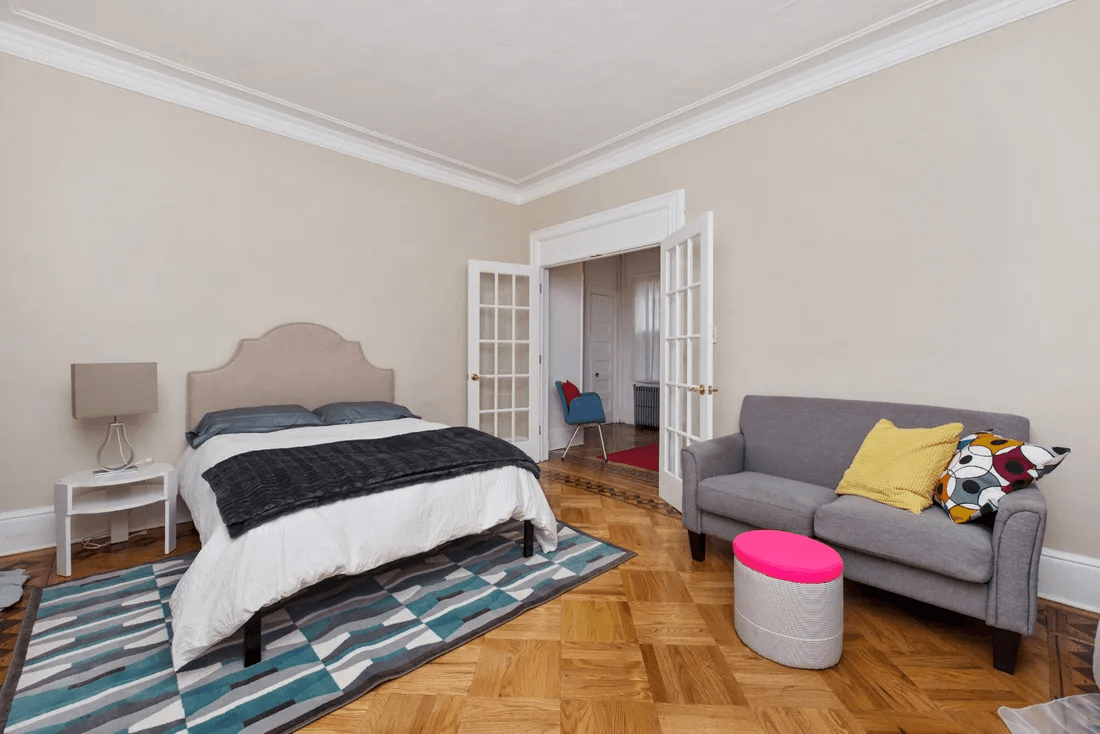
top-left (54, 462), bottom-right (178, 576)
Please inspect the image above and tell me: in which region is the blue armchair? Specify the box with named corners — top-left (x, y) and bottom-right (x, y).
top-left (555, 381), bottom-right (607, 460)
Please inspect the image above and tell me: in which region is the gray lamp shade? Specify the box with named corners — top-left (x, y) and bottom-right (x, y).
top-left (71, 363), bottom-right (158, 419)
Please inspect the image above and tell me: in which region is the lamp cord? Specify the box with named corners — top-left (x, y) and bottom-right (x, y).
top-left (81, 528), bottom-right (148, 551)
top-left (116, 420), bottom-right (126, 463)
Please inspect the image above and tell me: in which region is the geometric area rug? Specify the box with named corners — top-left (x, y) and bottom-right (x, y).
top-left (0, 521), bottom-right (632, 734)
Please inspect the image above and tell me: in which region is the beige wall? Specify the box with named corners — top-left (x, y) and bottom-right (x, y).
top-left (2, 1), bottom-right (1096, 559)
top-left (522, 0), bottom-right (1100, 558)
top-left (0, 54), bottom-right (525, 514)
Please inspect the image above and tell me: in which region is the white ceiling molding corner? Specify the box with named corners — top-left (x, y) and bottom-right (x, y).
top-left (515, 0), bottom-right (1075, 204)
top-left (0, 17), bottom-right (522, 204)
top-left (0, 0), bottom-right (1073, 207)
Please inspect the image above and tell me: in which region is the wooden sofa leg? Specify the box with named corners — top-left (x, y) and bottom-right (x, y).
top-left (993, 628), bottom-right (1021, 674)
top-left (688, 531), bottom-right (707, 562)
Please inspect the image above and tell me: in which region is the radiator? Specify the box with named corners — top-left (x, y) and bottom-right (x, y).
top-left (633, 385), bottom-right (659, 429)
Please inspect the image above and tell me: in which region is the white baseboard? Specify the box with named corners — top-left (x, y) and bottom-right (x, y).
top-left (1038, 548), bottom-right (1100, 614)
top-left (0, 502), bottom-right (194, 558)
top-left (3, 500), bottom-right (1097, 613)
top-left (548, 428), bottom-right (571, 452)
top-left (0, 506), bottom-right (58, 556)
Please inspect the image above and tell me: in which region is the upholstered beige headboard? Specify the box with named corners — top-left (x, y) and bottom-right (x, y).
top-left (186, 322), bottom-right (395, 430)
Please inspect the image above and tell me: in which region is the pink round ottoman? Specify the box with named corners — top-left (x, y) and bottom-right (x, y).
top-left (733, 530), bottom-right (844, 669)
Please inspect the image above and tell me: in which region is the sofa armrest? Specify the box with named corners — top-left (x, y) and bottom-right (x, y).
top-left (681, 434), bottom-right (746, 532)
top-left (985, 487), bottom-right (1047, 635)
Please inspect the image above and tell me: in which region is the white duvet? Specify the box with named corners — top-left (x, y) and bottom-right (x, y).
top-left (169, 418), bottom-right (558, 670)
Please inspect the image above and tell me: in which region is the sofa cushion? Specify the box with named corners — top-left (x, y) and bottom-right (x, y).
top-left (835, 419), bottom-right (962, 514)
top-left (814, 495), bottom-right (994, 583)
top-left (697, 472), bottom-right (837, 537)
top-left (933, 431), bottom-right (1071, 524)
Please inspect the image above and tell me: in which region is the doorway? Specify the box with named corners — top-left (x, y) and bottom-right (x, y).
top-left (534, 192), bottom-right (684, 491)
top-left (529, 191), bottom-right (717, 512)
top-left (546, 250), bottom-right (662, 481)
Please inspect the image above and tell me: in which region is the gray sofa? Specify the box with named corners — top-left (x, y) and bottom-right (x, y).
top-left (682, 395), bottom-right (1047, 674)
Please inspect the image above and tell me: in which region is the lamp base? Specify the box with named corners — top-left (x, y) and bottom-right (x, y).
top-left (97, 420), bottom-right (136, 472)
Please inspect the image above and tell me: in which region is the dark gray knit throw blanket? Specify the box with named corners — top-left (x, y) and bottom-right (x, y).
top-left (202, 426), bottom-right (541, 538)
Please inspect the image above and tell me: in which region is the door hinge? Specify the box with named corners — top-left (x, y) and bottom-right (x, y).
top-left (539, 282), bottom-right (543, 294)
top-left (538, 425), bottom-right (542, 435)
top-left (539, 354), bottom-right (542, 364)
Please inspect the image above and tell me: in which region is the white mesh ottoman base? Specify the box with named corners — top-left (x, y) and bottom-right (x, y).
top-left (734, 557), bottom-right (843, 669)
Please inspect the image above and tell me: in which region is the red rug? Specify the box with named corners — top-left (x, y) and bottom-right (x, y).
top-left (606, 443), bottom-right (659, 472)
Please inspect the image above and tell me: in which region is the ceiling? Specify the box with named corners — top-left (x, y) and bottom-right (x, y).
top-left (0, 0), bottom-right (1066, 202)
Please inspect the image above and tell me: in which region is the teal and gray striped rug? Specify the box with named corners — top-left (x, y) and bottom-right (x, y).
top-left (1, 521), bottom-right (631, 733)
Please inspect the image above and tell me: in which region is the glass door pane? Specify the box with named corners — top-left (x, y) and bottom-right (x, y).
top-left (658, 214), bottom-right (714, 514)
top-left (468, 262), bottom-right (539, 459)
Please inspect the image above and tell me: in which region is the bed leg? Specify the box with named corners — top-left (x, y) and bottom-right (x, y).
top-left (244, 610), bottom-right (262, 667)
top-left (523, 520), bottom-right (534, 557)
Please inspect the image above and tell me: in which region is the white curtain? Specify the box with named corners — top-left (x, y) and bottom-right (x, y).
top-left (633, 275), bottom-right (660, 383)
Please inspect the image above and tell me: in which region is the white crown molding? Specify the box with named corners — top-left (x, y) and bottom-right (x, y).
top-left (514, 0), bottom-right (1076, 203)
top-left (0, 0), bottom-right (1075, 205)
top-left (0, 18), bottom-right (522, 204)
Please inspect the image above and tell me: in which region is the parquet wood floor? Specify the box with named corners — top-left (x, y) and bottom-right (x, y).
top-left (2, 454), bottom-right (1094, 733)
top-left (552, 423), bottom-right (660, 492)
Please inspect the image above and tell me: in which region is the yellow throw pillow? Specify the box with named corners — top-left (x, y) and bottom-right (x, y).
top-left (836, 419), bottom-right (964, 513)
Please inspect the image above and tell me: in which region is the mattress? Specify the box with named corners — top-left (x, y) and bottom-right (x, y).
top-left (169, 417), bottom-right (558, 669)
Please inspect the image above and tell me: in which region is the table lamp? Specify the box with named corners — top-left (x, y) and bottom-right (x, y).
top-left (71, 362), bottom-right (158, 472)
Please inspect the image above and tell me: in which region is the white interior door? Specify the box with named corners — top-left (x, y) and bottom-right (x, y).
top-left (467, 261), bottom-right (541, 461)
top-left (585, 289), bottom-right (616, 421)
top-left (659, 213), bottom-right (715, 512)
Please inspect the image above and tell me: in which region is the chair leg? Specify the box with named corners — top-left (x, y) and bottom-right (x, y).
top-left (562, 426), bottom-right (581, 459)
top-left (597, 424), bottom-right (608, 461)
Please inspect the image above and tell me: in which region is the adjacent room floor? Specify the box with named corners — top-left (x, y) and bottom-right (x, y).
top-left (1, 457), bottom-right (1095, 733)
top-left (550, 422), bottom-right (660, 492)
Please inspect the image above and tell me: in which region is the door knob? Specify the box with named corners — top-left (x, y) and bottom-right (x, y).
top-left (707, 385), bottom-right (719, 394)
top-left (595, 373), bottom-right (600, 377)
top-left (470, 374), bottom-right (480, 381)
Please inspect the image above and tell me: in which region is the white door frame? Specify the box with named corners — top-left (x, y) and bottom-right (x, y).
top-left (531, 190), bottom-right (686, 461)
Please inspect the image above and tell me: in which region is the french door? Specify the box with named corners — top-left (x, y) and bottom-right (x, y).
top-left (467, 261), bottom-right (541, 461)
top-left (659, 213), bottom-right (716, 512)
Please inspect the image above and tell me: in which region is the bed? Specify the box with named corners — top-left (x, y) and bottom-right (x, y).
top-left (169, 322), bottom-right (559, 670)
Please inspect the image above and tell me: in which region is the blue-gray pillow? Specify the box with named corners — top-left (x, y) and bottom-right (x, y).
top-left (313, 401), bottom-right (420, 426)
top-left (186, 405), bottom-right (323, 449)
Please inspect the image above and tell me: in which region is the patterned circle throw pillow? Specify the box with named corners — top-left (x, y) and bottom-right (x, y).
top-left (933, 431), bottom-right (1070, 524)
